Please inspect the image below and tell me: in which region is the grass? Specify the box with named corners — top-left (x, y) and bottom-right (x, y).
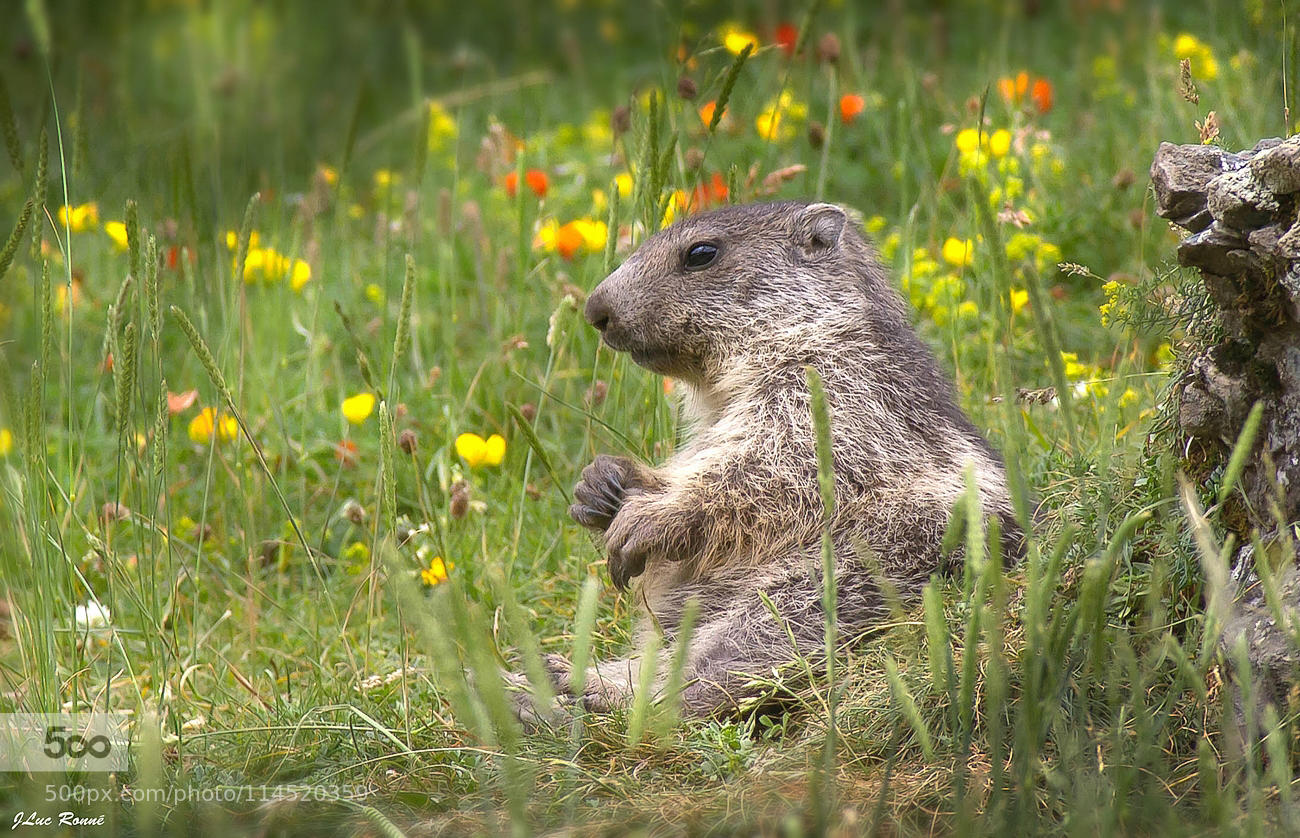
top-left (1, 0), bottom-right (1299, 834)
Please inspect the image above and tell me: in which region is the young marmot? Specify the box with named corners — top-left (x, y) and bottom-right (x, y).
top-left (536, 200), bottom-right (1022, 719)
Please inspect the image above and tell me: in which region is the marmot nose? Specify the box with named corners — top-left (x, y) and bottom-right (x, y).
top-left (584, 289), bottom-right (612, 333)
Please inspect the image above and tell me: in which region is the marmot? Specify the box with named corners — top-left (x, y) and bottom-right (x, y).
top-left (529, 200), bottom-right (1022, 720)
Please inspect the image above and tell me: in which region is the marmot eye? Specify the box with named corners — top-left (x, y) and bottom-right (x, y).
top-left (684, 242), bottom-right (719, 270)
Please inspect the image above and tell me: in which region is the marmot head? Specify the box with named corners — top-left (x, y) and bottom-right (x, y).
top-left (584, 200), bottom-right (897, 382)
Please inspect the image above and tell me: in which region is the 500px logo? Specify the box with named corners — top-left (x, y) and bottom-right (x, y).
top-left (0, 714), bottom-right (129, 773)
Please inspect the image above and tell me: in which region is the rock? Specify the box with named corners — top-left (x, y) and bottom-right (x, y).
top-left (1249, 137), bottom-right (1300, 194)
top-left (1151, 142), bottom-right (1244, 228)
top-left (1278, 222), bottom-right (1300, 261)
top-left (1206, 166), bottom-right (1280, 229)
top-left (1176, 222), bottom-right (1252, 276)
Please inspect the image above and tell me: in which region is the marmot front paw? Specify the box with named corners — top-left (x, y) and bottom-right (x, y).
top-left (569, 454), bottom-right (645, 532)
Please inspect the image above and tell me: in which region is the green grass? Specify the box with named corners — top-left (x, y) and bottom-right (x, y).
top-left (1, 0), bottom-right (1298, 834)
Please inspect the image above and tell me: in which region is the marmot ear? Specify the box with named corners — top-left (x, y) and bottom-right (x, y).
top-left (793, 203), bottom-right (847, 254)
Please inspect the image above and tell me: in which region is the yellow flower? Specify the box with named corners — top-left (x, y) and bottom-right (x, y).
top-left (864, 215), bottom-right (887, 234)
top-left (755, 92), bottom-right (805, 142)
top-left (988, 129), bottom-right (1012, 158)
top-left (613, 172), bottom-right (634, 199)
top-left (455, 432), bottom-right (506, 468)
top-left (1172, 33), bottom-right (1219, 82)
top-left (427, 100), bottom-right (457, 151)
top-left (0, 428), bottom-right (12, 457)
top-left (104, 221), bottom-right (129, 251)
top-left (188, 407), bottom-right (238, 445)
top-left (572, 219), bottom-right (608, 252)
top-left (421, 555), bottom-right (453, 587)
top-left (941, 237), bottom-right (974, 267)
top-left (720, 24), bottom-right (758, 55)
top-left (374, 169), bottom-right (398, 189)
top-left (317, 165), bottom-right (339, 185)
top-left (1009, 288), bottom-right (1029, 314)
top-left (1118, 388), bottom-right (1139, 408)
top-left (56, 202), bottom-right (99, 233)
top-left (290, 259), bottom-right (311, 292)
top-left (958, 300), bottom-right (979, 319)
top-left (225, 230), bottom-right (261, 251)
top-left (955, 128), bottom-right (981, 153)
top-left (341, 393), bottom-right (376, 425)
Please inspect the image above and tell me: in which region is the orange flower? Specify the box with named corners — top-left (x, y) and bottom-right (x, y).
top-left (688, 173), bottom-right (728, 213)
top-left (839, 93), bottom-right (866, 124)
top-left (998, 71), bottom-right (1053, 115)
top-left (698, 101), bottom-right (717, 127)
top-left (554, 222), bottom-right (586, 260)
top-left (504, 168), bottom-right (549, 199)
top-left (334, 439), bottom-right (359, 467)
top-left (774, 22), bottom-right (798, 57)
top-left (997, 71), bottom-right (1030, 103)
top-left (1030, 78), bottom-right (1053, 114)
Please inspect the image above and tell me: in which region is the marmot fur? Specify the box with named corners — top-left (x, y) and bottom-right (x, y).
top-left (533, 200), bottom-right (1022, 719)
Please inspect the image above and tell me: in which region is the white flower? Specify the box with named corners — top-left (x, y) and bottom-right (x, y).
top-left (74, 601), bottom-right (111, 630)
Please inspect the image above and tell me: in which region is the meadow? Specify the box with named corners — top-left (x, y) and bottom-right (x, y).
top-left (0, 0), bottom-right (1297, 834)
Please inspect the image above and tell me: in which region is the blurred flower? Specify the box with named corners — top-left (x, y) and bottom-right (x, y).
top-left (0, 428), bottom-right (11, 457)
top-left (1173, 33), bottom-right (1219, 82)
top-left (1009, 288), bottom-right (1029, 315)
top-left (698, 100), bottom-right (718, 127)
top-left (225, 230), bottom-right (262, 250)
top-left (988, 129), bottom-right (1012, 158)
top-left (420, 555), bottom-right (453, 587)
top-left (997, 71), bottom-right (1054, 114)
top-left (504, 168), bottom-right (549, 199)
top-left (955, 128), bottom-right (982, 154)
top-left (839, 93), bottom-right (866, 124)
top-left (75, 600), bottom-right (111, 630)
top-left (290, 258), bottom-right (311, 291)
top-left (427, 100), bottom-right (457, 151)
top-left (334, 439), bottom-right (359, 467)
top-left (756, 91), bottom-right (806, 141)
top-left (374, 169), bottom-right (399, 190)
top-left (535, 218), bottom-right (605, 259)
top-left (317, 164), bottom-right (339, 185)
top-left (341, 393), bottom-right (376, 425)
top-left (188, 407), bottom-right (238, 445)
top-left (774, 22), bottom-right (798, 57)
top-left (942, 237), bottom-right (974, 267)
top-left (455, 432), bottom-right (506, 468)
top-left (57, 202), bottom-right (99, 233)
top-left (720, 24), bottom-right (758, 55)
top-left (104, 221), bottom-right (129, 251)
top-left (166, 389), bottom-right (198, 415)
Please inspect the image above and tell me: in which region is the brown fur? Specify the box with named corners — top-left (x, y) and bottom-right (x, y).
top-left (521, 201), bottom-right (1022, 721)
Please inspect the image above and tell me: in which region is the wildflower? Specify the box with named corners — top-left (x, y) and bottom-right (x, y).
top-left (1118, 388), bottom-right (1139, 408)
top-left (290, 258), bottom-right (311, 291)
top-left (317, 165), bottom-right (339, 186)
top-left (504, 168), bottom-right (549, 199)
top-left (958, 300), bottom-right (979, 319)
top-left (839, 93), bottom-right (866, 124)
top-left (720, 24), bottom-right (759, 55)
top-left (988, 129), bottom-right (1012, 158)
top-left (341, 393), bottom-right (376, 425)
top-left (1172, 33), bottom-right (1219, 82)
top-left (226, 230), bottom-right (262, 250)
top-left (614, 172), bottom-right (634, 198)
top-left (698, 100), bottom-right (718, 127)
top-left (0, 428), bottom-right (11, 457)
top-left (955, 128), bottom-right (981, 153)
top-left (334, 439), bottom-right (360, 466)
top-left (57, 202), bottom-right (99, 233)
top-left (104, 221), bottom-right (129, 251)
top-left (74, 601), bottom-right (111, 630)
top-left (1031, 78), bottom-right (1053, 113)
top-left (166, 389), bottom-right (198, 415)
top-left (571, 219), bottom-right (608, 252)
top-left (941, 237), bottom-right (974, 267)
top-left (1009, 288), bottom-right (1029, 315)
top-left (365, 284), bottom-right (384, 304)
top-left (374, 169), bottom-right (398, 190)
top-left (535, 218), bottom-right (603, 259)
top-left (774, 21), bottom-right (798, 57)
top-left (427, 100), bottom-right (457, 151)
top-left (755, 92), bottom-right (807, 141)
top-left (188, 407), bottom-right (238, 445)
top-left (864, 215), bottom-right (887, 235)
top-left (455, 432), bottom-right (506, 468)
top-left (420, 555), bottom-right (453, 587)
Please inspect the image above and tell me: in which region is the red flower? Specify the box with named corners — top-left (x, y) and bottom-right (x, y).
top-left (504, 168), bottom-right (549, 199)
top-left (839, 93), bottom-right (866, 124)
top-left (774, 22), bottom-right (798, 57)
top-left (1031, 78), bottom-right (1054, 114)
top-left (334, 439), bottom-right (359, 467)
top-left (688, 172), bottom-right (728, 213)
